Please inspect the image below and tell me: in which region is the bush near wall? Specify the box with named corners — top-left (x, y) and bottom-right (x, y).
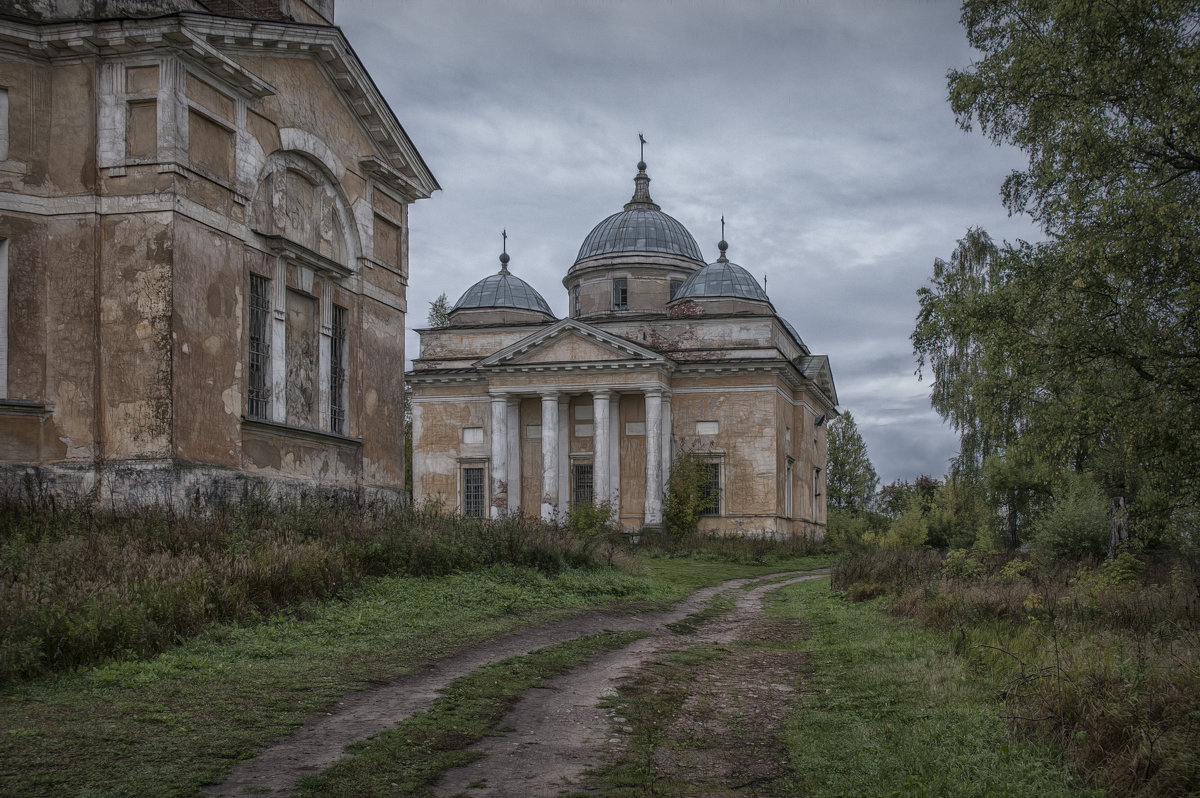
top-left (0, 495), bottom-right (630, 684)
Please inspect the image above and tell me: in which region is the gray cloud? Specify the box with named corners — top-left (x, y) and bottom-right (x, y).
top-left (340, 0), bottom-right (1041, 484)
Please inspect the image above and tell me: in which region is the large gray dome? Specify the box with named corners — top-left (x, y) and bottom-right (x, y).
top-left (576, 209), bottom-right (704, 262)
top-left (674, 258), bottom-right (770, 303)
top-left (574, 161), bottom-right (703, 264)
top-left (453, 269), bottom-right (553, 315)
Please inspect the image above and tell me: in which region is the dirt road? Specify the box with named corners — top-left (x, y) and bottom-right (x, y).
top-left (206, 570), bottom-right (826, 797)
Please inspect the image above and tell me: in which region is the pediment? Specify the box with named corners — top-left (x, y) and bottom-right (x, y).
top-left (477, 319), bottom-right (666, 369)
top-left (801, 355), bottom-right (838, 406)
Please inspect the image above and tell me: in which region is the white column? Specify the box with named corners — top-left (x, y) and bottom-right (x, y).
top-left (489, 393), bottom-right (508, 518)
top-left (410, 400), bottom-right (424, 503)
top-left (644, 389), bottom-right (663, 526)
top-left (660, 392), bottom-right (672, 494)
top-left (540, 392), bottom-right (559, 520)
top-left (507, 398), bottom-right (521, 514)
top-left (609, 394), bottom-right (621, 512)
top-left (558, 395), bottom-right (570, 509)
top-left (593, 390), bottom-right (611, 505)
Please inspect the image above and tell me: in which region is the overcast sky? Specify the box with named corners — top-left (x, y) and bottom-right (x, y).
top-left (338, 0), bottom-right (1041, 485)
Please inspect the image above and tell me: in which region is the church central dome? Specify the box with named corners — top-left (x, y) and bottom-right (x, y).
top-left (573, 161), bottom-right (703, 264)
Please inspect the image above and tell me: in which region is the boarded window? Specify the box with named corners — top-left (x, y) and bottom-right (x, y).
top-left (699, 462), bottom-right (721, 517)
top-left (612, 277), bottom-right (628, 311)
top-left (572, 462), bottom-right (593, 507)
top-left (624, 421), bottom-right (645, 436)
top-left (329, 304), bottom-right (347, 434)
top-left (525, 424), bottom-right (542, 439)
top-left (247, 274), bottom-right (270, 419)
top-left (463, 467), bottom-right (485, 517)
top-left (285, 290), bottom-right (318, 428)
top-left (188, 109), bottom-right (233, 181)
top-left (374, 214), bottom-right (402, 267)
top-left (126, 100), bottom-right (157, 160)
top-left (463, 427), bottom-right (484, 444)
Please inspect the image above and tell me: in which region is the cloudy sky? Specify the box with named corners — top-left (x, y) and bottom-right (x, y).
top-left (338, 0), bottom-right (1041, 485)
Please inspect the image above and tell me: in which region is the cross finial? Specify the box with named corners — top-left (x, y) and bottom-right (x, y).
top-left (502, 229), bottom-right (507, 254)
top-left (499, 229), bottom-right (510, 272)
top-left (639, 132), bottom-right (646, 163)
top-left (721, 215), bottom-right (725, 240)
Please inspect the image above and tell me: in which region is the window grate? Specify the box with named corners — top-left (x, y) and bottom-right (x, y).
top-left (248, 274), bottom-right (270, 419)
top-left (463, 467), bottom-right (485, 517)
top-left (330, 304), bottom-right (347, 434)
top-left (572, 463), bottom-right (593, 507)
top-left (699, 462), bottom-right (721, 516)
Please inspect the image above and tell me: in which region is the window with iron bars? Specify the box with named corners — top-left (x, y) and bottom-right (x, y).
top-left (248, 274), bottom-right (271, 419)
top-left (463, 467), bottom-right (485, 517)
top-left (330, 304), bottom-right (347, 434)
top-left (699, 461), bottom-right (721, 516)
top-left (612, 277), bottom-right (627, 311)
top-left (572, 462), bottom-right (593, 507)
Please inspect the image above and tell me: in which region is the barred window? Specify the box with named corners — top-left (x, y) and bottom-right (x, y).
top-left (612, 277), bottom-right (627, 311)
top-left (669, 278), bottom-right (683, 300)
top-left (330, 304), bottom-right (347, 434)
top-left (573, 285), bottom-right (580, 317)
top-left (248, 274), bottom-right (271, 419)
top-left (699, 461), bottom-right (721, 516)
top-left (572, 462), bottom-right (593, 507)
top-left (463, 467), bottom-right (485, 517)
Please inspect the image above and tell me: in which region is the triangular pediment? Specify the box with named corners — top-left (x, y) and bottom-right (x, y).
top-left (477, 319), bottom-right (667, 369)
top-left (800, 354), bottom-right (838, 407)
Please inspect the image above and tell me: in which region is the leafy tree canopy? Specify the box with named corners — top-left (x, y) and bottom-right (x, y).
top-left (916, 0), bottom-right (1200, 543)
top-left (826, 411), bottom-right (879, 514)
top-left (427, 293), bottom-right (451, 328)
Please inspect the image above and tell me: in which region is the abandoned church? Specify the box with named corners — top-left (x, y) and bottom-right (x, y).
top-left (408, 160), bottom-right (838, 535)
top-left (0, 0), bottom-right (437, 504)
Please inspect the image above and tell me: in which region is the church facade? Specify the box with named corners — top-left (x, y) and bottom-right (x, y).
top-left (408, 161), bottom-right (836, 536)
top-left (0, 1), bottom-right (437, 505)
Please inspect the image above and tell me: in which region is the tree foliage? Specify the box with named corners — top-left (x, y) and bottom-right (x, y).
top-left (915, 0), bottom-right (1200, 546)
top-left (826, 411), bottom-right (879, 514)
top-left (427, 292), bottom-right (451, 328)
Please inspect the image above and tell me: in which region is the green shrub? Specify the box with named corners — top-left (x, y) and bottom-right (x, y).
top-left (1029, 472), bottom-right (1109, 561)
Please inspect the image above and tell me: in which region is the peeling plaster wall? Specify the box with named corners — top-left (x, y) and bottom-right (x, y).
top-left (0, 9), bottom-right (432, 507)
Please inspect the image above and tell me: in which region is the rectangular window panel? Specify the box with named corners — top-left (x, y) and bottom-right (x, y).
top-left (525, 424), bottom-right (542, 439)
top-left (188, 109), bottom-right (233, 181)
top-left (573, 285), bottom-right (580, 317)
top-left (247, 274), bottom-right (270, 419)
top-left (0, 88), bottom-right (8, 162)
top-left (463, 426), bottom-right (484, 444)
top-left (574, 423), bottom-right (594, 437)
top-left (699, 462), bottom-right (721, 517)
top-left (285, 289), bottom-right (318, 428)
top-left (574, 404), bottom-right (593, 421)
top-left (329, 304), bottom-right (347, 434)
top-left (696, 420), bottom-right (719, 436)
top-left (463, 467), bottom-right (485, 517)
top-left (624, 421), bottom-right (645, 436)
top-left (572, 462), bottom-right (593, 507)
top-left (126, 100), bottom-right (157, 160)
top-left (612, 277), bottom-right (627, 311)
top-left (669, 278), bottom-right (682, 300)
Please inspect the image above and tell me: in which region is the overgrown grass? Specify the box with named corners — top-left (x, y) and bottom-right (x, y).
top-left (0, 565), bottom-right (670, 798)
top-left (0, 495), bottom-right (631, 683)
top-left (780, 578), bottom-right (1097, 797)
top-left (833, 547), bottom-right (1200, 796)
top-left (639, 528), bottom-right (828, 564)
top-left (295, 629), bottom-right (647, 797)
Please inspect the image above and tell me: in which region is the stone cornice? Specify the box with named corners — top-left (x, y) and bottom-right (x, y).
top-left (0, 12), bottom-right (439, 198)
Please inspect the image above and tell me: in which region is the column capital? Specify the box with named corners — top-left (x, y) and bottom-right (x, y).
top-left (591, 388), bottom-right (613, 400)
top-left (539, 390), bottom-right (559, 400)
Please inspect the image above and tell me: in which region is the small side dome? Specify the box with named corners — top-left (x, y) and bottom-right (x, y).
top-left (673, 249), bottom-right (771, 303)
top-left (450, 243), bottom-right (555, 325)
top-left (453, 272), bottom-right (553, 315)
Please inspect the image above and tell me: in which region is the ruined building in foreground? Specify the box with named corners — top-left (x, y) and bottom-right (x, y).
top-left (0, 1), bottom-right (437, 504)
top-left (409, 161), bottom-right (836, 536)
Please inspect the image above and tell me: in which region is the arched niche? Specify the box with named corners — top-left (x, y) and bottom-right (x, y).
top-left (250, 150), bottom-right (360, 269)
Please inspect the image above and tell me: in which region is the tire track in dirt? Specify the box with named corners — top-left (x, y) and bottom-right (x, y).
top-left (204, 571), bottom-right (825, 797)
top-left (432, 572), bottom-right (826, 797)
